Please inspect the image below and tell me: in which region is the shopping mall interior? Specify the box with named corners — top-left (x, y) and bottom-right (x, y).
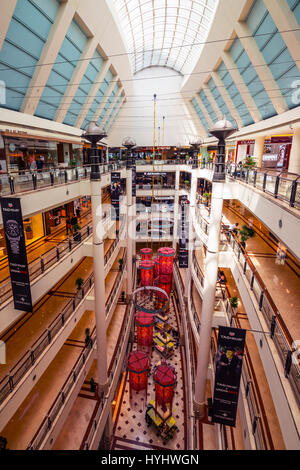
top-left (0, 0), bottom-right (299, 453)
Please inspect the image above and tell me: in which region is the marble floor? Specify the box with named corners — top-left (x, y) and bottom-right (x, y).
top-left (111, 292), bottom-right (187, 451)
top-left (222, 202), bottom-right (300, 341)
top-left (0, 239), bottom-right (115, 382)
top-left (0, 245), bottom-right (125, 450)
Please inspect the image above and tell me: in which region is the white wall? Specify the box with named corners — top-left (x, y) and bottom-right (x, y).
top-left (108, 67), bottom-right (198, 147)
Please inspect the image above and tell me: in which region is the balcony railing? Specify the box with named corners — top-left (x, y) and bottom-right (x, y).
top-left (225, 232), bottom-right (300, 406)
top-left (26, 254), bottom-right (128, 450)
top-left (226, 166), bottom-right (300, 210)
top-left (0, 211), bottom-right (117, 305)
top-left (0, 162), bottom-right (126, 197)
top-left (191, 256), bottom-right (272, 450)
top-left (0, 219), bottom-right (126, 408)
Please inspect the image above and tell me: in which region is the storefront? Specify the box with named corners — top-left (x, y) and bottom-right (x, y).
top-left (261, 136), bottom-right (292, 170)
top-left (0, 131), bottom-right (84, 172)
top-left (226, 142), bottom-right (236, 163)
top-left (236, 140), bottom-right (255, 164)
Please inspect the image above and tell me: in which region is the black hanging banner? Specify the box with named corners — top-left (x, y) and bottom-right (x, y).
top-left (212, 326), bottom-right (246, 427)
top-left (111, 172), bottom-right (121, 221)
top-left (132, 166), bottom-right (136, 197)
top-left (0, 197), bottom-right (32, 312)
top-left (179, 197), bottom-right (190, 268)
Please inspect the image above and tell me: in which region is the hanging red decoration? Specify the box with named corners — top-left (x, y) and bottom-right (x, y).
top-left (153, 257), bottom-right (160, 281)
top-left (127, 350), bottom-right (150, 392)
top-left (154, 364), bottom-right (177, 414)
top-left (140, 248), bottom-right (153, 261)
top-left (158, 247), bottom-right (175, 275)
top-left (136, 311), bottom-right (154, 347)
top-left (140, 260), bottom-right (154, 287)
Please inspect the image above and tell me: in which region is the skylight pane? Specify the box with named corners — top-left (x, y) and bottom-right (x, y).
top-left (112, 0), bottom-right (218, 74)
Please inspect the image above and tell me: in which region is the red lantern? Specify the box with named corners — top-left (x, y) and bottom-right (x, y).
top-left (158, 247), bottom-right (175, 275)
top-left (154, 364), bottom-right (177, 414)
top-left (136, 311), bottom-right (154, 347)
top-left (140, 260), bottom-right (154, 287)
top-left (140, 248), bottom-right (153, 261)
top-left (127, 350), bottom-right (150, 402)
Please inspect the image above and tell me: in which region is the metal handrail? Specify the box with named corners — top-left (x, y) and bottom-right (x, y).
top-left (26, 252), bottom-right (128, 450)
top-left (0, 218), bottom-right (126, 407)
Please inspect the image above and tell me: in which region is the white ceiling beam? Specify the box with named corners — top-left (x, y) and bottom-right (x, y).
top-left (55, 36), bottom-right (100, 123)
top-left (263, 0), bottom-right (300, 69)
top-left (221, 51), bottom-right (261, 123)
top-left (211, 71), bottom-right (243, 128)
top-left (102, 86), bottom-right (123, 128)
top-left (0, 0), bottom-right (17, 50)
top-left (194, 94), bottom-right (214, 129)
top-left (202, 84), bottom-right (223, 121)
top-left (93, 77), bottom-right (118, 124)
top-left (235, 21), bottom-right (288, 115)
top-left (75, 59), bottom-right (111, 129)
top-left (185, 99), bottom-right (208, 138)
top-left (20, 0), bottom-right (77, 115)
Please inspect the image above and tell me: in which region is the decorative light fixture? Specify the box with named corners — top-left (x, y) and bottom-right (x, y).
top-left (208, 118), bottom-right (238, 182)
top-left (83, 122), bottom-right (107, 180)
top-left (189, 138), bottom-right (203, 168)
top-left (122, 137), bottom-right (136, 169)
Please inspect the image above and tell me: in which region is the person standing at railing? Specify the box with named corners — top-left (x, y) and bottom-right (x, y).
top-left (66, 217), bottom-right (72, 235)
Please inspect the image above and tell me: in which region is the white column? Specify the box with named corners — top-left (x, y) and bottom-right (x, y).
top-left (126, 170), bottom-right (133, 299)
top-left (91, 180), bottom-right (108, 391)
top-left (194, 182), bottom-right (224, 418)
top-left (263, 0), bottom-right (300, 66)
top-left (0, 0), bottom-right (17, 50)
top-left (235, 21), bottom-right (288, 115)
top-left (288, 127), bottom-right (300, 174)
top-left (20, 1), bottom-right (77, 115)
top-left (253, 136), bottom-right (265, 167)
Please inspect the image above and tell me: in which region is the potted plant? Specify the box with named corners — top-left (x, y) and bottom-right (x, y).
top-left (118, 258), bottom-right (124, 271)
top-left (25, 225), bottom-right (33, 240)
top-left (243, 156), bottom-right (256, 169)
top-left (73, 223), bottom-right (82, 242)
top-left (239, 225), bottom-right (255, 249)
top-left (203, 192), bottom-right (211, 207)
top-left (75, 277), bottom-right (84, 290)
top-left (230, 296), bottom-right (239, 312)
top-left (184, 179), bottom-right (190, 190)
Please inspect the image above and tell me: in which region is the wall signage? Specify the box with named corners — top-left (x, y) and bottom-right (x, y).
top-left (0, 197), bottom-right (32, 312)
top-left (212, 326), bottom-right (246, 427)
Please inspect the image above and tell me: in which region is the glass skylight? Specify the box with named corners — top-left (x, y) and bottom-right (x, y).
top-left (112, 0), bottom-right (218, 74)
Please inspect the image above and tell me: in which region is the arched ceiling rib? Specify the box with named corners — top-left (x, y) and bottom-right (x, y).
top-left (112, 0), bottom-right (218, 74)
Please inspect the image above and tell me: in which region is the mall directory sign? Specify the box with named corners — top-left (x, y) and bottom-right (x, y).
top-left (0, 197), bottom-right (32, 311)
top-left (212, 326), bottom-right (246, 427)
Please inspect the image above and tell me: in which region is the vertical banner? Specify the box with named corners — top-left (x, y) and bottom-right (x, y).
top-left (111, 172), bottom-right (121, 221)
top-left (0, 197), bottom-right (32, 312)
top-left (179, 197), bottom-right (190, 268)
top-left (212, 326), bottom-right (246, 427)
top-left (132, 166), bottom-right (136, 197)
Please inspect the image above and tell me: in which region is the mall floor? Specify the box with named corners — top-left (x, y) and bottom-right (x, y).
top-left (193, 246), bottom-right (285, 450)
top-left (0, 246), bottom-right (125, 450)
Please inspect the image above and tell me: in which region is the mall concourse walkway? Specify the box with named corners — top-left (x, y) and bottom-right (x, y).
top-left (193, 246), bottom-right (285, 449)
top-left (222, 268), bottom-right (286, 450)
top-left (0, 248), bottom-right (125, 450)
top-left (0, 195), bottom-right (111, 288)
top-left (0, 237), bottom-right (115, 383)
top-left (221, 202), bottom-right (300, 341)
